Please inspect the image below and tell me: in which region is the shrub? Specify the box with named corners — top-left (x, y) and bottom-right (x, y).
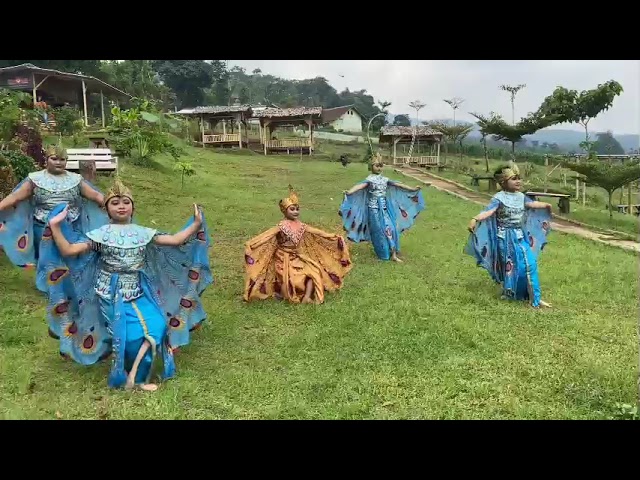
top-left (12, 125), bottom-right (45, 168)
top-left (53, 106), bottom-right (84, 137)
top-left (0, 150), bottom-right (36, 180)
top-left (0, 156), bottom-right (17, 198)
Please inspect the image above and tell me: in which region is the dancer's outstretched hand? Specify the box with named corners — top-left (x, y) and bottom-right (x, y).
top-left (50, 206), bottom-right (69, 226)
top-left (193, 203), bottom-right (203, 227)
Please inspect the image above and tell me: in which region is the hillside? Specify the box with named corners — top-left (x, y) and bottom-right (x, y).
top-left (389, 115), bottom-right (639, 152)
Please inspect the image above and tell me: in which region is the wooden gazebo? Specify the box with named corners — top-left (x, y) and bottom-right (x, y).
top-left (379, 126), bottom-right (444, 167)
top-left (176, 104), bottom-right (253, 148)
top-left (0, 63), bottom-right (131, 128)
top-left (254, 107), bottom-right (322, 155)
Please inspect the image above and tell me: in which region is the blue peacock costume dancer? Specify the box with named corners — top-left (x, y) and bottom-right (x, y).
top-left (41, 177), bottom-right (213, 390)
top-left (0, 144), bottom-right (107, 292)
top-left (339, 153), bottom-right (425, 261)
top-left (464, 164), bottom-right (553, 308)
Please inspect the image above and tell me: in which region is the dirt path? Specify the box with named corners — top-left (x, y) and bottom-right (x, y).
top-left (394, 166), bottom-right (640, 254)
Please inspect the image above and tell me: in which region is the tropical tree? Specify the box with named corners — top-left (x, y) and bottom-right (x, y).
top-left (499, 84), bottom-right (526, 124)
top-left (537, 80), bottom-right (623, 157)
top-left (443, 97), bottom-right (464, 126)
top-left (470, 111), bottom-right (501, 172)
top-left (563, 160), bottom-right (640, 219)
top-left (392, 114), bottom-right (411, 127)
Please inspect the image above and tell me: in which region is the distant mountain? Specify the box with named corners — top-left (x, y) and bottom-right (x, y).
top-left (388, 114), bottom-right (639, 153)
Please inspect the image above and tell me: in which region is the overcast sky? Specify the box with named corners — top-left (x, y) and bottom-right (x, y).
top-left (229, 60), bottom-right (639, 135)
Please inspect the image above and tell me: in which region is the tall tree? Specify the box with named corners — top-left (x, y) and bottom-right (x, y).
top-left (392, 114), bottom-right (411, 127)
top-left (499, 84), bottom-right (526, 124)
top-left (152, 60), bottom-right (217, 108)
top-left (595, 131), bottom-right (625, 155)
top-left (483, 112), bottom-right (550, 162)
top-left (470, 111), bottom-right (501, 172)
top-left (443, 97), bottom-right (464, 126)
top-left (537, 80), bottom-right (623, 156)
top-left (563, 160), bottom-right (640, 219)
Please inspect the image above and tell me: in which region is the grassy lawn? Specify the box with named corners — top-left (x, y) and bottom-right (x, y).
top-left (0, 144), bottom-right (637, 419)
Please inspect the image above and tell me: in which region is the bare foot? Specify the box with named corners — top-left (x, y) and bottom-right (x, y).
top-left (301, 297), bottom-right (313, 304)
top-left (140, 383), bottom-right (159, 392)
top-left (391, 255), bottom-right (403, 263)
top-left (125, 375), bottom-right (135, 391)
top-left (539, 300), bottom-right (552, 308)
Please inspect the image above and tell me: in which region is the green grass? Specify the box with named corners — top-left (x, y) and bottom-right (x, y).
top-left (2, 144), bottom-right (637, 419)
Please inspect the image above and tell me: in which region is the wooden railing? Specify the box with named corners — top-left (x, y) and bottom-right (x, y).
top-left (394, 155), bottom-right (439, 166)
top-left (203, 133), bottom-right (241, 143)
top-left (265, 139), bottom-right (311, 149)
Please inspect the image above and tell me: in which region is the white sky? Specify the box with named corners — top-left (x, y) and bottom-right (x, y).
top-left (229, 60), bottom-right (639, 135)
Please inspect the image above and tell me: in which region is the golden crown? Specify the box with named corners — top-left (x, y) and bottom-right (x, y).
top-left (495, 164), bottom-right (521, 184)
top-left (279, 184), bottom-right (299, 213)
top-left (105, 176), bottom-right (134, 206)
top-left (45, 143), bottom-right (67, 159)
top-left (368, 151), bottom-right (384, 170)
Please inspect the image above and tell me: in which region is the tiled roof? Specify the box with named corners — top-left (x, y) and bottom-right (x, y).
top-left (254, 107), bottom-right (322, 118)
top-left (380, 126), bottom-right (443, 137)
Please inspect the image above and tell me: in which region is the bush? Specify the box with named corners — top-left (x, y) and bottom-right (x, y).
top-left (0, 150), bottom-right (36, 180)
top-left (53, 106), bottom-right (84, 137)
top-left (12, 125), bottom-right (45, 168)
top-left (0, 156), bottom-right (17, 198)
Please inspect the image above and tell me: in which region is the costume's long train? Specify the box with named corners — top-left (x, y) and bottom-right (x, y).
top-left (464, 192), bottom-right (552, 307)
top-left (39, 204), bottom-right (213, 388)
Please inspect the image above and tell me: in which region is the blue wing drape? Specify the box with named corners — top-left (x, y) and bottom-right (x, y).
top-left (339, 181), bottom-right (425, 244)
top-left (39, 203), bottom-right (213, 384)
top-left (0, 177), bottom-right (107, 279)
top-left (464, 197), bottom-right (552, 282)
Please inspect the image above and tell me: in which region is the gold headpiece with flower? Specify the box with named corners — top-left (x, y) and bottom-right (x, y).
top-left (495, 164), bottom-right (521, 185)
top-left (279, 184), bottom-right (299, 214)
top-left (368, 151), bottom-right (384, 170)
top-left (104, 176), bottom-right (134, 206)
top-left (45, 139), bottom-right (67, 160)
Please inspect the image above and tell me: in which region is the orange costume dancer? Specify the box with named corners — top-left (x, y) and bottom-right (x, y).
top-left (243, 186), bottom-right (353, 304)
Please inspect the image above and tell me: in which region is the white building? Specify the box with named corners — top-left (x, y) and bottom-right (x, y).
top-left (321, 105), bottom-right (363, 133)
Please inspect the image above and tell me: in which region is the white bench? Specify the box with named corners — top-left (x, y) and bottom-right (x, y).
top-left (65, 148), bottom-right (118, 173)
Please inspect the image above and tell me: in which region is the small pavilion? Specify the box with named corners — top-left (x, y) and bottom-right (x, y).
top-left (254, 107), bottom-right (322, 155)
top-left (176, 103), bottom-right (253, 148)
top-left (379, 126), bottom-right (444, 167)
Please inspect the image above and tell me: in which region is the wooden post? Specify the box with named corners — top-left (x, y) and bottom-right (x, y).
top-left (393, 137), bottom-right (399, 164)
top-left (32, 73), bottom-right (37, 106)
top-left (582, 178), bottom-right (586, 206)
top-left (200, 115), bottom-right (205, 148)
top-left (436, 142), bottom-right (441, 166)
top-left (237, 117), bottom-right (242, 149)
top-left (100, 90), bottom-right (105, 128)
top-left (222, 120), bottom-right (227, 136)
top-left (544, 155), bottom-right (549, 193)
top-left (628, 182), bottom-right (633, 215)
top-left (263, 120), bottom-right (269, 155)
top-left (575, 156), bottom-right (580, 200)
top-left (307, 119), bottom-right (312, 155)
top-left (81, 80), bottom-right (89, 127)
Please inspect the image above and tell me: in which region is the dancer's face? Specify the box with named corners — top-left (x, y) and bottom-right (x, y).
top-left (504, 175), bottom-right (522, 192)
top-left (107, 196), bottom-right (134, 223)
top-left (47, 155), bottom-right (67, 174)
top-left (371, 162), bottom-right (384, 174)
top-left (284, 204), bottom-right (300, 220)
